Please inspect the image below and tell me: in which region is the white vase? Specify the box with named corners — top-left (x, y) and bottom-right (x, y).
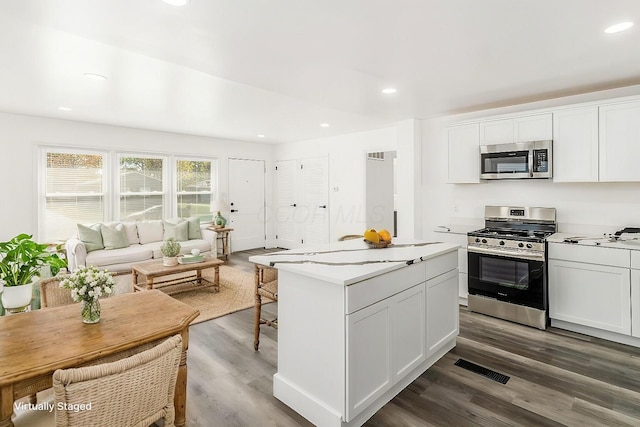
top-left (1, 280), bottom-right (35, 314)
top-left (163, 256), bottom-right (178, 266)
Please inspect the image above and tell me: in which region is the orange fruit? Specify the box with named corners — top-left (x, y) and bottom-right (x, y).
top-left (378, 229), bottom-right (392, 242)
top-left (363, 228), bottom-right (380, 243)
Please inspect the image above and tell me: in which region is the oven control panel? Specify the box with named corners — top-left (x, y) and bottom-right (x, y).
top-left (467, 236), bottom-right (545, 254)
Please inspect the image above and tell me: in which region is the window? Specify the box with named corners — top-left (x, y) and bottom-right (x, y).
top-left (39, 147), bottom-right (217, 241)
top-left (176, 159), bottom-right (214, 222)
top-left (42, 150), bottom-right (107, 242)
top-left (119, 155), bottom-right (165, 221)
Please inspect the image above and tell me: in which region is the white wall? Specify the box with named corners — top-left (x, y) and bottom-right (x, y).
top-left (0, 112), bottom-right (274, 242)
top-left (421, 85), bottom-right (640, 241)
top-left (275, 126), bottom-right (396, 242)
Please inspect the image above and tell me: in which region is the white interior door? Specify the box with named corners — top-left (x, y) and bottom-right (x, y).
top-left (300, 157), bottom-right (329, 246)
top-left (228, 158), bottom-right (265, 251)
top-left (275, 159), bottom-right (300, 249)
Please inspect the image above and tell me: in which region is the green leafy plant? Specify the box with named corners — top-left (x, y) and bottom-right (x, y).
top-left (160, 238), bottom-right (181, 257)
top-left (0, 234), bottom-right (67, 287)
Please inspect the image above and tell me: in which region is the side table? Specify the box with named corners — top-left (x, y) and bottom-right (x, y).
top-left (208, 227), bottom-right (234, 260)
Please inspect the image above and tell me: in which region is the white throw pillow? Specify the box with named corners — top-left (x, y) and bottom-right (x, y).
top-left (122, 222), bottom-right (140, 245)
top-left (137, 220), bottom-right (164, 244)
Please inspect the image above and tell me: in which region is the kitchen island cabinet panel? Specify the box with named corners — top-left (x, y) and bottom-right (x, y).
top-left (426, 269), bottom-right (459, 357)
top-left (252, 240), bottom-right (458, 427)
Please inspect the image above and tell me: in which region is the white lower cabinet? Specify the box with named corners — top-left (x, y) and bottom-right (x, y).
top-left (632, 269), bottom-right (640, 338)
top-left (346, 283), bottom-right (426, 420)
top-left (549, 259), bottom-right (631, 335)
top-left (426, 269), bottom-right (459, 357)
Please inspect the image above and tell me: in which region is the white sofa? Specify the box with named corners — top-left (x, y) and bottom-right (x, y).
top-left (65, 219), bottom-right (217, 273)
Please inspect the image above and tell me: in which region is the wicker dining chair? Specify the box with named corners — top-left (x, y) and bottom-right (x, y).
top-left (12, 335), bottom-right (182, 427)
top-left (39, 276), bottom-right (75, 308)
top-left (254, 264), bottom-right (278, 351)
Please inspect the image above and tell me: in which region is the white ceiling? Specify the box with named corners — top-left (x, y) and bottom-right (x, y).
top-left (1, 0), bottom-right (640, 143)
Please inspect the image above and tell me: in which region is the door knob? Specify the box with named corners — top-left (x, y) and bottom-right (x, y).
top-left (289, 204), bottom-right (297, 207)
top-left (318, 205), bottom-right (327, 208)
top-left (231, 209), bottom-right (238, 212)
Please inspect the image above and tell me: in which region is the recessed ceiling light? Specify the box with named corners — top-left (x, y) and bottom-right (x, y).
top-left (382, 88), bottom-right (397, 94)
top-left (58, 106), bottom-right (72, 111)
top-left (84, 73), bottom-right (108, 81)
top-left (605, 21), bottom-right (634, 34)
top-left (320, 123), bottom-right (330, 128)
top-left (257, 134), bottom-right (265, 138)
top-left (161, 0), bottom-right (189, 6)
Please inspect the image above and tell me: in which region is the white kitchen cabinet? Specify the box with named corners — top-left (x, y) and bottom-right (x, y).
top-left (599, 101), bottom-right (640, 182)
top-left (632, 270), bottom-right (640, 339)
top-left (426, 269), bottom-right (459, 357)
top-left (253, 242), bottom-right (459, 427)
top-left (548, 258), bottom-right (631, 335)
top-left (631, 251), bottom-right (640, 338)
top-left (479, 113), bottom-right (552, 145)
top-left (347, 296), bottom-right (393, 419)
top-left (552, 106), bottom-right (599, 182)
top-left (447, 123), bottom-right (480, 184)
top-left (346, 281), bottom-right (426, 420)
top-left (433, 229), bottom-right (468, 304)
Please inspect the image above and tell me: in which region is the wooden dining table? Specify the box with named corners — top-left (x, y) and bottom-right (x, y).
top-left (0, 290), bottom-right (199, 427)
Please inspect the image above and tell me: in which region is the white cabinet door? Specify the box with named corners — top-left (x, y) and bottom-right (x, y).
top-left (549, 259), bottom-right (631, 335)
top-left (426, 269), bottom-right (459, 357)
top-left (553, 106), bottom-right (599, 182)
top-left (346, 299), bottom-right (392, 421)
top-left (480, 114), bottom-right (552, 145)
top-left (599, 101), bottom-right (640, 182)
top-left (514, 113), bottom-right (553, 142)
top-left (447, 124), bottom-right (480, 183)
top-left (392, 284), bottom-right (426, 380)
top-left (480, 119), bottom-right (513, 145)
top-left (632, 270), bottom-right (640, 338)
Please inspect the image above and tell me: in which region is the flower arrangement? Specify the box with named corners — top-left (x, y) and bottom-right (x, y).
top-left (60, 266), bottom-right (114, 323)
top-left (60, 265), bottom-right (115, 302)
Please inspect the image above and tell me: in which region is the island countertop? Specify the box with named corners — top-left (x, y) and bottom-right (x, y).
top-left (249, 239), bottom-right (459, 286)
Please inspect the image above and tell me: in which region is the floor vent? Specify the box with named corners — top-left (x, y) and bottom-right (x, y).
top-left (454, 359), bottom-right (510, 384)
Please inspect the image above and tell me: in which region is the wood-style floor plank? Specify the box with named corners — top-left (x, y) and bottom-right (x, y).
top-left (184, 250), bottom-right (640, 426)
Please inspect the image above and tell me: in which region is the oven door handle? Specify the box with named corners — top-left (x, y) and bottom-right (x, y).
top-left (468, 246), bottom-right (545, 262)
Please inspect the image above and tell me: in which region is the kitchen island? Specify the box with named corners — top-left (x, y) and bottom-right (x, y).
top-left (250, 239), bottom-right (459, 427)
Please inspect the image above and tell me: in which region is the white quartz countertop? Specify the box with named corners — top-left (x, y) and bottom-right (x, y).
top-left (548, 232), bottom-right (640, 250)
top-left (249, 239), bottom-right (459, 286)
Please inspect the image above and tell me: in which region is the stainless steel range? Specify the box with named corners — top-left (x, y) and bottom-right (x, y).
top-left (467, 206), bottom-right (557, 330)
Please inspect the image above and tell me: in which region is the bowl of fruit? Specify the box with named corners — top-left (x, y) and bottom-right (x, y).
top-left (363, 228), bottom-right (393, 248)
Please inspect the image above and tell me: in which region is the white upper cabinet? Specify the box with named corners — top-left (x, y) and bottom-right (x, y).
top-left (447, 123), bottom-right (480, 184)
top-left (479, 119), bottom-right (513, 144)
top-left (553, 106), bottom-right (599, 182)
top-left (480, 113), bottom-right (552, 145)
top-left (599, 101), bottom-right (640, 182)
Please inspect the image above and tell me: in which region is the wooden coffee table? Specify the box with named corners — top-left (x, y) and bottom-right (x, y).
top-left (131, 256), bottom-right (224, 294)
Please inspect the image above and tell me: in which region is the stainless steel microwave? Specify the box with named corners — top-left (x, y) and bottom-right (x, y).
top-left (480, 140), bottom-right (552, 180)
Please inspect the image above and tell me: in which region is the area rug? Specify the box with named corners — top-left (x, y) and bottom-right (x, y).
top-left (114, 265), bottom-right (270, 324)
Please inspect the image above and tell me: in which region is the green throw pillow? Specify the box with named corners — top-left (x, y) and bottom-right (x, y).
top-left (101, 223), bottom-right (130, 250)
top-left (187, 217), bottom-right (202, 240)
top-left (77, 223), bottom-right (104, 252)
top-left (163, 220), bottom-right (189, 241)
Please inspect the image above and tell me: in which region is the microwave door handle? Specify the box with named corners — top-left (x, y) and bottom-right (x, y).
top-left (529, 151), bottom-right (534, 177)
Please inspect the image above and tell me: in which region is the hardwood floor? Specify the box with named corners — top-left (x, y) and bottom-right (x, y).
top-left (185, 250), bottom-right (640, 426)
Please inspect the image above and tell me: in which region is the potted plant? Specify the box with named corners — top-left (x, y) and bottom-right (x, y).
top-left (160, 238), bottom-right (181, 266)
top-left (0, 233), bottom-right (67, 314)
top-left (60, 265), bottom-right (114, 323)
